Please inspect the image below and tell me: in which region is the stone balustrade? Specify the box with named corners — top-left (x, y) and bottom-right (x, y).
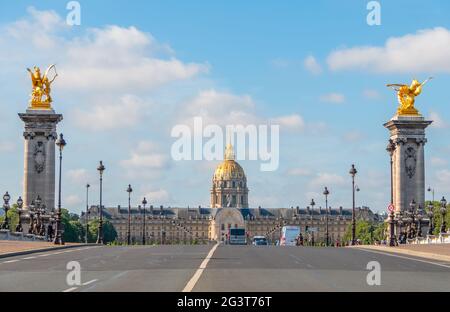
top-left (0, 229), bottom-right (46, 241)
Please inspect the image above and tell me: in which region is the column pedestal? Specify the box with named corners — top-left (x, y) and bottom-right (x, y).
top-left (384, 115), bottom-right (432, 214)
top-left (18, 109), bottom-right (63, 224)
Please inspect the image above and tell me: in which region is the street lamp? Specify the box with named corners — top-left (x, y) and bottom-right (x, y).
top-left (310, 199), bottom-right (315, 246)
top-left (386, 140), bottom-right (396, 204)
top-left (416, 205), bottom-right (424, 238)
top-left (427, 187), bottom-right (435, 202)
top-left (85, 183), bottom-right (90, 243)
top-left (96, 161), bottom-right (105, 244)
top-left (142, 197), bottom-right (147, 245)
top-left (323, 187), bottom-right (330, 247)
top-left (54, 133), bottom-right (66, 245)
top-left (28, 200), bottom-right (35, 234)
top-left (126, 184), bottom-right (133, 245)
top-left (15, 196), bottom-right (24, 232)
top-left (33, 195), bottom-right (43, 235)
top-left (440, 196), bottom-right (447, 234)
top-left (1, 191), bottom-right (11, 229)
top-left (349, 164), bottom-right (357, 246)
top-left (408, 199), bottom-right (417, 239)
top-left (427, 201), bottom-right (434, 235)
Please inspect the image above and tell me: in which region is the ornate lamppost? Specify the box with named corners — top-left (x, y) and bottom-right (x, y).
top-left (96, 161), bottom-right (105, 244)
top-left (35, 195), bottom-right (42, 235)
top-left (427, 187), bottom-right (435, 202)
top-left (54, 133), bottom-right (66, 245)
top-left (349, 164), bottom-right (357, 245)
top-left (142, 197), bottom-right (147, 245)
top-left (427, 201), bottom-right (434, 235)
top-left (15, 196), bottom-right (24, 232)
top-left (85, 183), bottom-right (90, 243)
top-left (1, 191), bottom-right (11, 229)
top-left (386, 139), bottom-right (396, 245)
top-left (323, 187), bottom-right (330, 247)
top-left (416, 205), bottom-right (424, 238)
top-left (28, 200), bottom-right (35, 234)
top-left (440, 196), bottom-right (447, 234)
top-left (310, 199), bottom-right (315, 246)
top-left (407, 200), bottom-right (417, 239)
top-left (126, 184), bottom-right (133, 245)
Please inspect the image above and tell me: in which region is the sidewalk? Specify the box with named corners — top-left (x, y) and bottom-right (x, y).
top-left (353, 244), bottom-right (450, 262)
top-left (0, 240), bottom-right (85, 258)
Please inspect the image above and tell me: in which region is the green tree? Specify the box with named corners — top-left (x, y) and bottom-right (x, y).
top-left (343, 220), bottom-right (386, 245)
top-left (87, 219), bottom-right (117, 244)
top-left (425, 201), bottom-right (450, 235)
top-left (0, 204), bottom-right (19, 231)
top-left (60, 208), bottom-right (84, 242)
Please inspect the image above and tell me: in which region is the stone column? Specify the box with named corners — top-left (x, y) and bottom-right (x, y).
top-left (384, 115), bottom-right (432, 213)
top-left (19, 109), bottom-right (63, 215)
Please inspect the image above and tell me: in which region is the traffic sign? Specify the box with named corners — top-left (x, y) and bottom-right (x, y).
top-left (387, 203), bottom-right (395, 212)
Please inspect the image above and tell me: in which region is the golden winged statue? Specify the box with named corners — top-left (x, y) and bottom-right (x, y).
top-left (387, 77), bottom-right (432, 116)
top-left (26, 65), bottom-right (58, 109)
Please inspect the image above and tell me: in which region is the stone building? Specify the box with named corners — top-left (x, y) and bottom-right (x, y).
top-left (85, 145), bottom-right (380, 244)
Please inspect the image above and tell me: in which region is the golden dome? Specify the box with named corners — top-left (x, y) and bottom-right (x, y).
top-left (213, 144), bottom-right (246, 180)
top-left (214, 160), bottom-right (246, 180)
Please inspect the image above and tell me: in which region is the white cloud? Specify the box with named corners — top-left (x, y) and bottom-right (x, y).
top-left (431, 157), bottom-right (448, 167)
top-left (319, 93), bottom-right (345, 104)
top-left (309, 173), bottom-right (346, 189)
top-left (0, 141), bottom-right (16, 152)
top-left (343, 130), bottom-right (364, 142)
top-left (327, 27), bottom-right (450, 73)
top-left (429, 111), bottom-right (448, 129)
top-left (60, 25), bottom-right (208, 92)
top-left (0, 7), bottom-right (207, 93)
top-left (181, 89), bottom-right (260, 126)
top-left (271, 114), bottom-right (305, 132)
top-left (287, 168), bottom-right (312, 176)
top-left (362, 89), bottom-right (381, 99)
top-left (73, 95), bottom-right (148, 131)
top-left (304, 55), bottom-right (322, 75)
top-left (120, 141), bottom-right (169, 170)
top-left (270, 58), bottom-right (290, 69)
top-left (67, 168), bottom-right (91, 184)
top-left (65, 194), bottom-right (82, 206)
top-left (143, 188), bottom-right (171, 204)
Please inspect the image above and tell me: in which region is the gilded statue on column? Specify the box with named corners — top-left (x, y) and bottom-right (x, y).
top-left (387, 78), bottom-right (432, 116)
top-left (26, 65), bottom-right (58, 109)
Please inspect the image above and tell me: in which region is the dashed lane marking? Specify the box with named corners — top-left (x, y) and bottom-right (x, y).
top-left (82, 279), bottom-right (98, 286)
top-left (62, 287), bottom-right (78, 292)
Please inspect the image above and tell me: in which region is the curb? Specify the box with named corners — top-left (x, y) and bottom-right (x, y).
top-left (0, 243), bottom-right (100, 259)
top-left (352, 245), bottom-right (450, 263)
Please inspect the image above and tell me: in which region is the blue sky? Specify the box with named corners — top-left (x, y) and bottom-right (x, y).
top-left (1, 1), bottom-right (450, 214)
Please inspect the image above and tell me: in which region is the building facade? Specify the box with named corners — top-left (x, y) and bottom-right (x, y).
top-left (85, 145), bottom-right (381, 244)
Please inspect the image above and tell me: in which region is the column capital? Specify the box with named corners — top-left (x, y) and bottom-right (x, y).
top-left (23, 131), bottom-right (35, 140)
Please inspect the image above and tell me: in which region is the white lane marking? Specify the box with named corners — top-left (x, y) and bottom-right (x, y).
top-left (82, 279), bottom-right (98, 286)
top-left (62, 287), bottom-right (78, 292)
top-left (2, 259), bottom-right (20, 264)
top-left (37, 254), bottom-right (50, 257)
top-left (358, 248), bottom-right (450, 269)
top-left (22, 256), bottom-right (37, 260)
top-left (182, 243), bottom-right (219, 292)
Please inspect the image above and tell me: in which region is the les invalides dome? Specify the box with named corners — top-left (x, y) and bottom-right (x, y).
top-left (210, 144), bottom-right (249, 208)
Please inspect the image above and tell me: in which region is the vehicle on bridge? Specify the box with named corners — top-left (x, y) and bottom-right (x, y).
top-left (228, 228), bottom-right (247, 245)
top-left (252, 236), bottom-right (268, 246)
top-left (280, 226), bottom-right (301, 246)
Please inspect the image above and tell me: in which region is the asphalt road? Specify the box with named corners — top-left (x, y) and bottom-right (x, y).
top-left (0, 244), bottom-right (449, 292)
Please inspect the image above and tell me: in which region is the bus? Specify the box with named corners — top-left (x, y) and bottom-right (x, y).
top-left (280, 226), bottom-right (301, 246)
top-left (228, 228), bottom-right (247, 245)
